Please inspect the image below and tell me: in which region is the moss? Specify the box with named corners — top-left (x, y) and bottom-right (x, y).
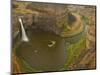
top-left (17, 56), bottom-right (42, 73)
top-left (64, 37), bottom-right (86, 69)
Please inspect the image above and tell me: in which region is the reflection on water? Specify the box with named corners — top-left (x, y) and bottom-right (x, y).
top-left (16, 30), bottom-right (67, 71)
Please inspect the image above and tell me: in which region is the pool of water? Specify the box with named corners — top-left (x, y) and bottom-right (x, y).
top-left (16, 30), bottom-right (67, 71)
